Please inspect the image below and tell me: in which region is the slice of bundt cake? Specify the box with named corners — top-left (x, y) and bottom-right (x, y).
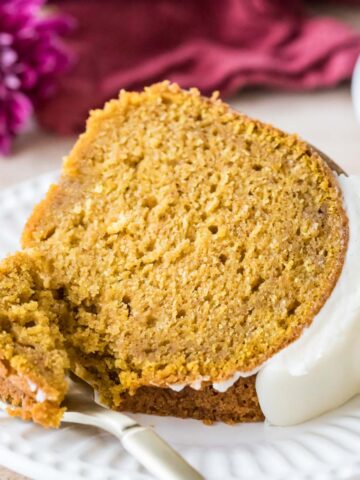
top-left (0, 252), bottom-right (69, 427)
top-left (14, 81), bottom-right (347, 424)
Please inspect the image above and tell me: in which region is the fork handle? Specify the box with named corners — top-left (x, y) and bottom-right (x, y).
top-left (65, 408), bottom-right (203, 480)
top-left (121, 425), bottom-right (204, 480)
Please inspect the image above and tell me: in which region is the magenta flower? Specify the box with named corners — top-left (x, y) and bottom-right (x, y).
top-left (0, 0), bottom-right (71, 155)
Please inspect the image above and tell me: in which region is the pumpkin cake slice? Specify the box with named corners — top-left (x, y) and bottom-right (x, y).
top-left (0, 252), bottom-right (69, 427)
top-left (17, 81), bottom-right (348, 424)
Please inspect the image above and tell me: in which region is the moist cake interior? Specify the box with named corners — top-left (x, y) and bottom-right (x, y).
top-left (0, 253), bottom-right (69, 427)
top-left (0, 82), bottom-right (348, 425)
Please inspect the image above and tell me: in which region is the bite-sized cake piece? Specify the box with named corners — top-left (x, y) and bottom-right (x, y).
top-left (19, 81), bottom-right (347, 423)
top-left (0, 252), bottom-right (69, 427)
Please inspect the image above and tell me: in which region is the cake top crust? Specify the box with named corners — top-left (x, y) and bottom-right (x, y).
top-left (22, 82), bottom-right (348, 394)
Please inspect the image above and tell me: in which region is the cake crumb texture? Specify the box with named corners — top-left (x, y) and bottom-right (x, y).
top-left (0, 252), bottom-right (69, 427)
top-left (0, 82), bottom-right (347, 425)
top-left (22, 82), bottom-right (348, 409)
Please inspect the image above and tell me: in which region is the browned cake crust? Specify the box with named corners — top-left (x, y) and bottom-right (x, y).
top-left (120, 375), bottom-right (263, 423)
top-left (118, 150), bottom-right (347, 424)
top-left (22, 82), bottom-right (348, 422)
top-left (0, 82), bottom-right (349, 426)
top-left (118, 149), bottom-right (347, 424)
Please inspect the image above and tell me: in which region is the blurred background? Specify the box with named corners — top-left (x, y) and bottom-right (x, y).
top-left (1, 0), bottom-right (360, 188)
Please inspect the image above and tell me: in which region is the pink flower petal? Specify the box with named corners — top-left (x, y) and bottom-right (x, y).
top-left (8, 92), bottom-right (33, 133)
top-left (4, 74), bottom-right (21, 90)
top-left (0, 48), bottom-right (18, 68)
top-left (0, 33), bottom-right (13, 46)
top-left (0, 0), bottom-right (72, 155)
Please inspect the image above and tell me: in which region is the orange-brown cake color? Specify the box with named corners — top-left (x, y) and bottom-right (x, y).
top-left (0, 252), bottom-right (69, 427)
top-left (0, 82), bottom-right (348, 425)
top-left (120, 376), bottom-right (264, 424)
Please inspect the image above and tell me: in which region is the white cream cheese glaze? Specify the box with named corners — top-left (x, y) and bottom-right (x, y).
top-left (26, 379), bottom-right (47, 403)
top-left (256, 174), bottom-right (360, 425)
top-left (168, 174), bottom-right (360, 426)
top-left (35, 389), bottom-right (47, 403)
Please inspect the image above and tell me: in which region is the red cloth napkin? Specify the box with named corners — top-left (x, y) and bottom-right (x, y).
top-left (37, 0), bottom-right (360, 134)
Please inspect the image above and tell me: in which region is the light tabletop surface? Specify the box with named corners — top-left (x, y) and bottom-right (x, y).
top-left (0, 7), bottom-right (359, 479)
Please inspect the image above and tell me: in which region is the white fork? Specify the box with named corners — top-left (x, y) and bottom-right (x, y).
top-left (2, 376), bottom-right (204, 480)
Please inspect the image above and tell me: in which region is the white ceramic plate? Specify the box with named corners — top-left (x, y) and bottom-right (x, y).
top-left (1, 171), bottom-right (360, 480)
